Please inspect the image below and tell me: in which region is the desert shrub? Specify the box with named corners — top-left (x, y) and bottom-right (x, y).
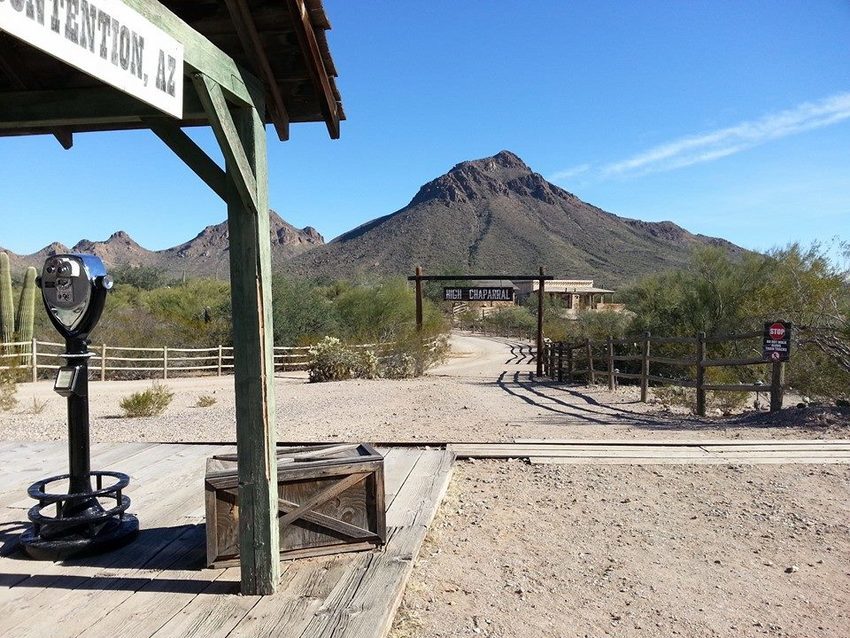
top-left (119, 382), bottom-right (174, 417)
top-left (272, 277), bottom-right (338, 346)
top-left (308, 337), bottom-right (377, 383)
top-left (624, 243), bottom-right (850, 401)
top-left (195, 394), bottom-right (217, 408)
top-left (0, 368), bottom-right (17, 411)
top-left (379, 351), bottom-right (417, 379)
top-left (28, 397), bottom-right (48, 415)
top-left (651, 385), bottom-right (693, 410)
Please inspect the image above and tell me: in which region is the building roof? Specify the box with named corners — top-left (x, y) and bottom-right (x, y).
top-left (0, 0), bottom-right (343, 144)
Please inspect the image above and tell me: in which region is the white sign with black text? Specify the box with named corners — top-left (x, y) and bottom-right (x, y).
top-left (0, 0), bottom-right (184, 118)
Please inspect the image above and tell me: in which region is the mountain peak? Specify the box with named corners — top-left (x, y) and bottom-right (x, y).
top-left (409, 150), bottom-right (558, 207)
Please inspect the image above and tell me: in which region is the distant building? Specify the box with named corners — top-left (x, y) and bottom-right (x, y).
top-left (513, 279), bottom-right (623, 316)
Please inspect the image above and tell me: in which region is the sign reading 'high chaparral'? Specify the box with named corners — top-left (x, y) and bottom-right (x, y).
top-left (0, 0), bottom-right (184, 118)
top-left (443, 287), bottom-right (515, 302)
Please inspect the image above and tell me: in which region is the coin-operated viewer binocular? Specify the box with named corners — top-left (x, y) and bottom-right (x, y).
top-left (20, 254), bottom-right (138, 560)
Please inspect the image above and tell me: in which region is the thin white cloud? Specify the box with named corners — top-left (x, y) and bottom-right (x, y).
top-left (550, 92), bottom-right (850, 182)
top-left (548, 163), bottom-right (591, 181)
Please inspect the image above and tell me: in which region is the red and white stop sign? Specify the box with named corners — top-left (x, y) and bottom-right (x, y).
top-left (769, 323), bottom-right (786, 340)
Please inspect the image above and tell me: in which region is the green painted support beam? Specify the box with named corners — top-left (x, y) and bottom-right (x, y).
top-left (148, 121), bottom-right (227, 200)
top-left (198, 72), bottom-right (280, 595)
top-left (226, 102), bottom-right (280, 597)
top-left (120, 0), bottom-right (255, 107)
top-left (193, 74), bottom-right (260, 214)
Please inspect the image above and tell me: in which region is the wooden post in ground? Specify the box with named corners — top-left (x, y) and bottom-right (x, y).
top-left (217, 345), bottom-right (223, 376)
top-left (30, 338), bottom-right (37, 383)
top-left (586, 339), bottom-right (595, 384)
top-left (100, 344), bottom-right (106, 381)
top-left (195, 73), bottom-right (280, 595)
top-left (696, 331), bottom-right (706, 416)
top-left (640, 331), bottom-right (650, 402)
top-left (557, 342), bottom-right (564, 382)
top-left (535, 266), bottom-right (545, 378)
top-left (567, 345), bottom-right (574, 381)
top-left (414, 266), bottom-right (423, 332)
top-left (607, 336), bottom-right (615, 391)
top-left (163, 346), bottom-right (168, 380)
top-left (770, 362), bottom-right (785, 412)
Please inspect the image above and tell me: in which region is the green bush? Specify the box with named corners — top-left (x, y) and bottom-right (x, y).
top-left (195, 394), bottom-right (217, 408)
top-left (119, 382), bottom-right (174, 417)
top-left (0, 368), bottom-right (17, 411)
top-left (308, 337), bottom-right (377, 383)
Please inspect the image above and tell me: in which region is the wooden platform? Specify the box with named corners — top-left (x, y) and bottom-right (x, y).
top-left (0, 442), bottom-right (454, 638)
top-left (449, 439), bottom-right (850, 465)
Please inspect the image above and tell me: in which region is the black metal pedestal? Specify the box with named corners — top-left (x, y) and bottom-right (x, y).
top-left (20, 336), bottom-right (138, 560)
top-left (20, 471), bottom-right (138, 560)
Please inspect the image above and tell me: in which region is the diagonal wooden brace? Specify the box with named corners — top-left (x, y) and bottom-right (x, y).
top-left (278, 472), bottom-right (369, 530)
top-left (192, 72), bottom-right (259, 215)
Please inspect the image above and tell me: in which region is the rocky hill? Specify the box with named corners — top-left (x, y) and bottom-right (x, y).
top-left (285, 151), bottom-right (739, 286)
top-left (3, 211), bottom-right (324, 279)
top-left (3, 151), bottom-right (742, 287)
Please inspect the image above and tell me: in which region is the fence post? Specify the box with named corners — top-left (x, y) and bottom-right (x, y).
top-left (100, 344), bottom-right (106, 381)
top-left (217, 345), bottom-right (223, 376)
top-left (770, 362), bottom-right (785, 412)
top-left (607, 336), bottom-right (615, 391)
top-left (696, 332), bottom-right (706, 416)
top-left (557, 342), bottom-right (564, 383)
top-left (31, 338), bottom-right (37, 383)
top-left (640, 331), bottom-right (650, 402)
top-left (586, 339), bottom-right (595, 384)
top-left (567, 345), bottom-right (573, 381)
top-left (163, 346), bottom-right (168, 380)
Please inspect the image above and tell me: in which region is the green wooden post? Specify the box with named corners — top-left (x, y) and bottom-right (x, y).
top-left (195, 73), bottom-right (280, 595)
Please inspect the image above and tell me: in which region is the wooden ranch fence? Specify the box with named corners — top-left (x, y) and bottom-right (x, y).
top-left (0, 339), bottom-right (391, 382)
top-left (542, 330), bottom-right (786, 416)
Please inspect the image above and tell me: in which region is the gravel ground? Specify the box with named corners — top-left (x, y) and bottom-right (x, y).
top-left (2, 334), bottom-right (848, 637)
top-left (1, 334), bottom-right (846, 443)
top-left (391, 460), bottom-right (850, 638)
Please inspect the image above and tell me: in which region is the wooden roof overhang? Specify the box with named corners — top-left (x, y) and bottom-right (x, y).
top-left (0, 0), bottom-right (345, 596)
top-left (0, 0), bottom-right (344, 147)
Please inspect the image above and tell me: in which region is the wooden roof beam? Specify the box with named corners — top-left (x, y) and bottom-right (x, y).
top-left (286, 0), bottom-right (340, 139)
top-left (0, 88), bottom-right (205, 130)
top-left (0, 40), bottom-right (72, 149)
top-left (224, 0), bottom-right (290, 141)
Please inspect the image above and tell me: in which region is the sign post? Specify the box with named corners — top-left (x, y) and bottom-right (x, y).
top-left (763, 321), bottom-right (791, 412)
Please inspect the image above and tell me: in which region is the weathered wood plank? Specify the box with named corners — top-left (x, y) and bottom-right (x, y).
top-left (532, 456), bottom-right (850, 465)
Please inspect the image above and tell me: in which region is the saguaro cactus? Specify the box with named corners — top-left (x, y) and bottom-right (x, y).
top-left (15, 267), bottom-right (37, 363)
top-left (0, 253), bottom-right (38, 362)
top-left (0, 252), bottom-right (14, 349)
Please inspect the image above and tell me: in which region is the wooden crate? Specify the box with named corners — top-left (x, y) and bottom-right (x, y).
top-left (204, 443), bottom-right (386, 567)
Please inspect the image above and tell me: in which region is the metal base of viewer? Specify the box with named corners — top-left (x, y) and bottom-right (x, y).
top-left (19, 470), bottom-right (139, 561)
top-left (20, 515), bottom-right (139, 560)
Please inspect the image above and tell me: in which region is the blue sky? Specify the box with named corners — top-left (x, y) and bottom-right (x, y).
top-left (1, 0), bottom-right (848, 263)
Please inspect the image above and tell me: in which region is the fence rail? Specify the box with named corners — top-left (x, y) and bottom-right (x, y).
top-left (0, 339), bottom-right (395, 382)
top-left (542, 330), bottom-right (786, 416)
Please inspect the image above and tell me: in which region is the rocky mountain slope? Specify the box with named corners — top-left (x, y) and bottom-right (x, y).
top-left (285, 151), bottom-right (740, 286)
top-left (3, 211), bottom-right (324, 279)
top-left (3, 151), bottom-right (741, 286)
